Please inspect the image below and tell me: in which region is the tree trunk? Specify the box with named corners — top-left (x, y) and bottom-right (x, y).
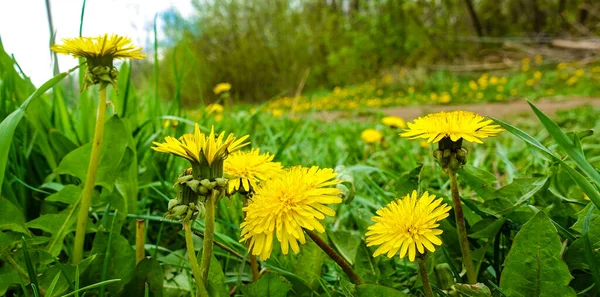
top-left (462, 0), bottom-right (484, 37)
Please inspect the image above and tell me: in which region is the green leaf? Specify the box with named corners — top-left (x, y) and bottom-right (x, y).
top-left (354, 242), bottom-right (379, 283)
top-left (83, 231), bottom-right (135, 294)
top-left (206, 254), bottom-right (229, 297)
top-left (0, 266), bottom-right (21, 295)
top-left (459, 165), bottom-right (497, 198)
top-left (0, 69), bottom-right (72, 191)
top-left (492, 117), bottom-right (600, 214)
top-left (0, 197), bottom-right (28, 234)
top-left (328, 230), bottom-right (361, 265)
top-left (469, 217), bottom-right (506, 239)
top-left (527, 101), bottom-right (600, 186)
top-left (118, 258), bottom-right (163, 297)
top-left (394, 165), bottom-right (423, 199)
top-left (240, 273), bottom-right (292, 297)
top-left (55, 116), bottom-right (130, 192)
top-left (499, 212), bottom-right (576, 297)
top-left (45, 185), bottom-right (81, 205)
top-left (292, 236), bottom-right (325, 291)
top-left (355, 284), bottom-right (409, 297)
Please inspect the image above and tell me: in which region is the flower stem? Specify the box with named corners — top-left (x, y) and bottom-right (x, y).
top-left (135, 219), bottom-right (145, 264)
top-left (417, 256), bottom-right (434, 297)
top-left (72, 87), bottom-right (107, 265)
top-left (448, 170), bottom-right (477, 284)
top-left (200, 190), bottom-right (217, 286)
top-left (305, 229), bottom-right (364, 285)
top-left (243, 195), bottom-right (260, 281)
top-left (184, 219), bottom-right (209, 297)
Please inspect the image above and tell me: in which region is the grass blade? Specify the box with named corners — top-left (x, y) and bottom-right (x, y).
top-left (44, 272), bottom-right (62, 297)
top-left (99, 209), bottom-right (118, 297)
top-left (527, 101), bottom-right (600, 186)
top-left (21, 237), bottom-right (40, 296)
top-left (61, 279), bottom-right (122, 297)
top-left (0, 65), bottom-right (79, 191)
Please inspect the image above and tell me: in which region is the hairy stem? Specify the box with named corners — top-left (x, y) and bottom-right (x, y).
top-left (417, 256), bottom-right (434, 297)
top-left (200, 190), bottom-right (217, 286)
top-left (242, 195), bottom-right (260, 281)
top-left (448, 170), bottom-right (477, 284)
top-left (73, 87), bottom-right (107, 264)
top-left (184, 220), bottom-right (209, 297)
top-left (135, 219), bottom-right (145, 264)
top-left (305, 229), bottom-right (364, 285)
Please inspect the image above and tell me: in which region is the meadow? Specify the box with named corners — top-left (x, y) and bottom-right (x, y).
top-left (1, 9), bottom-right (600, 297)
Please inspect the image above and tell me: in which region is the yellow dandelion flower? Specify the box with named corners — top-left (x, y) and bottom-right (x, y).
top-left (224, 148), bottom-right (283, 194)
top-left (163, 120), bottom-right (171, 128)
top-left (152, 124), bottom-right (250, 168)
top-left (468, 81), bottom-right (478, 91)
top-left (213, 83), bottom-right (232, 95)
top-left (557, 62), bottom-right (567, 70)
top-left (526, 79), bottom-right (535, 86)
top-left (489, 76), bottom-right (499, 85)
top-left (400, 111), bottom-right (503, 144)
top-left (439, 92), bottom-right (451, 103)
top-left (381, 116), bottom-right (406, 129)
top-left (499, 77), bottom-right (508, 84)
top-left (522, 57), bottom-right (531, 64)
top-left (566, 76), bottom-right (578, 86)
top-left (521, 64), bottom-right (530, 72)
top-left (496, 86), bottom-right (505, 92)
top-left (383, 75), bottom-right (393, 84)
top-left (533, 71), bottom-right (542, 80)
top-left (408, 87), bottom-right (415, 94)
top-left (534, 54), bottom-right (543, 64)
top-left (361, 129), bottom-right (383, 144)
top-left (366, 190), bottom-right (451, 262)
top-left (575, 69), bottom-right (585, 77)
top-left (510, 89), bottom-right (518, 96)
top-left (476, 92), bottom-right (484, 99)
top-left (51, 34), bottom-right (146, 61)
top-left (240, 166), bottom-right (342, 260)
top-left (206, 103), bottom-right (224, 115)
top-left (495, 94), bottom-right (503, 101)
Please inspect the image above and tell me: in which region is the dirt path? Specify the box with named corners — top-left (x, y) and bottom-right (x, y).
top-left (317, 97), bottom-right (600, 121)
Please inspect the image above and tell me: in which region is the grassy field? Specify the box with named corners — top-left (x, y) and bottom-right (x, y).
top-left (1, 33), bottom-right (600, 297)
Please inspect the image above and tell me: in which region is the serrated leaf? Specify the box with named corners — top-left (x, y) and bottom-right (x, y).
top-left (499, 212), bottom-right (576, 297)
top-left (0, 197), bottom-right (28, 234)
top-left (328, 230), bottom-right (361, 265)
top-left (45, 185), bottom-right (81, 205)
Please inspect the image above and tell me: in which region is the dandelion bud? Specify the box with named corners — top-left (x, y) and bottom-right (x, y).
top-left (434, 263), bottom-right (455, 290)
top-left (200, 179), bottom-right (214, 190)
top-left (215, 178), bottom-right (228, 188)
top-left (167, 199), bottom-right (179, 211)
top-left (186, 179), bottom-right (201, 193)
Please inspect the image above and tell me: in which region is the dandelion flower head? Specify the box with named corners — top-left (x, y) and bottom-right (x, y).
top-left (51, 34), bottom-right (146, 62)
top-left (224, 148), bottom-right (283, 194)
top-left (240, 166), bottom-right (342, 260)
top-left (400, 111), bottom-right (503, 144)
top-left (213, 83), bottom-right (232, 95)
top-left (381, 116), bottom-right (406, 129)
top-left (366, 190), bottom-right (451, 261)
top-left (152, 124), bottom-right (249, 167)
top-left (361, 129), bottom-right (383, 144)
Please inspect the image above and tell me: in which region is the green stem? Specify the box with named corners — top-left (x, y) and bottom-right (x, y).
top-left (200, 190), bottom-right (217, 286)
top-left (305, 229), bottom-right (364, 285)
top-left (184, 219), bottom-right (209, 297)
top-left (135, 219), bottom-right (145, 264)
top-left (72, 87), bottom-right (107, 264)
top-left (448, 170), bottom-right (477, 284)
top-left (417, 256), bottom-right (434, 297)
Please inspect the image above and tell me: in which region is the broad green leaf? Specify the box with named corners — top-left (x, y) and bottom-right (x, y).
top-left (0, 197), bottom-right (28, 234)
top-left (354, 242), bottom-right (379, 283)
top-left (55, 116), bottom-right (130, 192)
top-left (0, 266), bottom-right (21, 295)
top-left (48, 129), bottom-right (78, 161)
top-left (355, 284), bottom-right (409, 297)
top-left (481, 177), bottom-right (547, 216)
top-left (459, 165), bottom-right (497, 198)
top-left (468, 217), bottom-right (506, 239)
top-left (206, 254), bottom-right (229, 297)
top-left (527, 101), bottom-right (600, 187)
top-left (293, 236), bottom-right (325, 291)
top-left (566, 204), bottom-right (600, 271)
top-left (83, 231), bottom-right (135, 294)
top-left (0, 69), bottom-right (73, 191)
top-left (499, 212), bottom-right (576, 297)
top-left (240, 273), bottom-right (292, 297)
top-left (118, 258), bottom-right (163, 297)
top-left (45, 185), bottom-right (81, 205)
top-left (328, 230), bottom-right (361, 265)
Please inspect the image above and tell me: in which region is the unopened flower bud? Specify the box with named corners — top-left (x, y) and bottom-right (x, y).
top-left (200, 179), bottom-right (214, 190)
top-left (215, 178), bottom-right (228, 187)
top-left (167, 199), bottom-right (179, 211)
top-left (434, 263), bottom-right (455, 290)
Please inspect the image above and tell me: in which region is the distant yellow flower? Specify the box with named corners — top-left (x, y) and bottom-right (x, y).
top-left (383, 75), bottom-right (393, 84)
top-left (163, 119), bottom-right (179, 128)
top-left (534, 54), bottom-right (543, 64)
top-left (495, 94), bottom-right (503, 101)
top-left (521, 64), bottom-right (530, 72)
top-left (526, 79), bottom-right (535, 86)
top-left (240, 166), bottom-right (342, 260)
top-left (476, 92), bottom-right (484, 99)
top-left (469, 81), bottom-right (478, 90)
top-left (408, 87), bottom-right (415, 94)
top-left (496, 86), bottom-right (505, 92)
top-left (51, 34), bottom-right (146, 62)
top-left (499, 77), bottom-right (508, 84)
top-left (152, 124), bottom-right (250, 169)
top-left (400, 111), bottom-right (503, 143)
top-left (522, 57), bottom-right (531, 64)
top-left (361, 129), bottom-right (383, 144)
top-left (575, 69), bottom-right (585, 77)
top-left (213, 83), bottom-right (232, 95)
top-left (533, 71), bottom-right (542, 80)
top-left (206, 103), bottom-right (224, 115)
top-left (439, 92), bottom-right (451, 103)
top-left (224, 148), bottom-right (283, 194)
top-left (510, 89), bottom-right (518, 96)
top-left (381, 116), bottom-right (406, 129)
top-left (489, 76), bottom-right (499, 85)
top-left (366, 190), bottom-right (451, 261)
top-left (566, 76), bottom-right (578, 86)
top-left (557, 62), bottom-right (567, 70)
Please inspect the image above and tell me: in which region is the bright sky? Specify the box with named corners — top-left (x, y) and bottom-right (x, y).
top-left (0, 0), bottom-right (194, 86)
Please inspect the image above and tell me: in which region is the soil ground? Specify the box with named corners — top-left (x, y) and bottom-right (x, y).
top-left (316, 97), bottom-right (600, 121)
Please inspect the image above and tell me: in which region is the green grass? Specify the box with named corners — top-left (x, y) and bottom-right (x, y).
top-left (1, 34), bottom-right (600, 297)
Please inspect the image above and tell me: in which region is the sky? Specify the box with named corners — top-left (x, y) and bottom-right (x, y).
top-left (0, 0), bottom-right (194, 86)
